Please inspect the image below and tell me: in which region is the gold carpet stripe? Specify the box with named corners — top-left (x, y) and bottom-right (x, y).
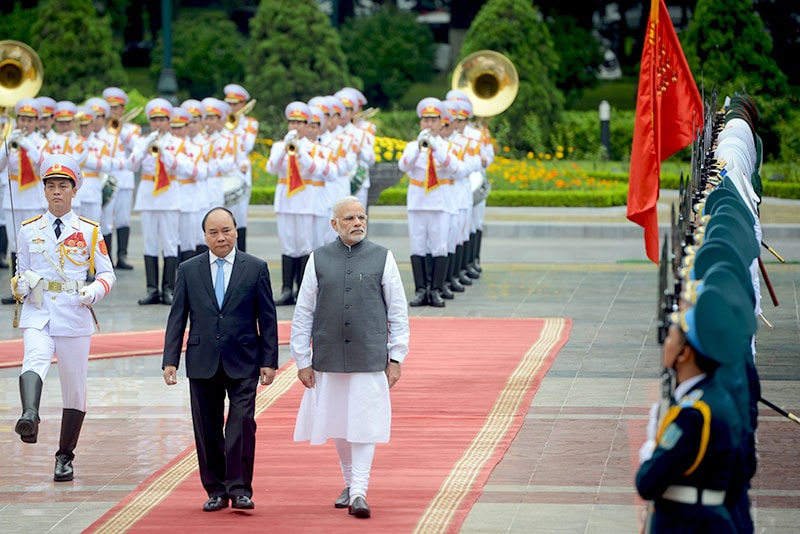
top-left (413, 318), bottom-right (568, 534)
top-left (92, 365), bottom-right (298, 534)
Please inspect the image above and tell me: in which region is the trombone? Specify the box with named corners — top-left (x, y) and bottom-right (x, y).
top-left (107, 106), bottom-right (143, 134)
top-left (225, 99), bottom-right (256, 131)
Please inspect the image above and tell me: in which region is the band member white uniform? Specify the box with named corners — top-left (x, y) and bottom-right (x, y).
top-left (398, 97), bottom-right (461, 308)
top-left (337, 88), bottom-right (376, 208)
top-left (130, 99), bottom-right (188, 305)
top-left (169, 107), bottom-right (208, 262)
top-left (36, 96), bottom-right (58, 143)
top-left (266, 101), bottom-right (321, 306)
top-left (224, 83), bottom-right (258, 251)
top-left (11, 154), bottom-right (116, 482)
top-left (1, 98), bottom-right (48, 305)
top-left (182, 99), bottom-right (212, 254)
top-left (102, 87), bottom-right (141, 270)
top-left (203, 98), bottom-right (244, 213)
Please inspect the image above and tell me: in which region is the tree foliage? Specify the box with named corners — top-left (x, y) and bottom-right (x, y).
top-left (682, 0), bottom-right (788, 98)
top-left (32, 0), bottom-right (128, 102)
top-left (340, 6), bottom-right (436, 108)
top-left (150, 12), bottom-right (246, 100)
top-left (546, 13), bottom-right (603, 109)
top-left (0, 2), bottom-right (37, 47)
top-left (458, 0), bottom-right (564, 152)
top-left (245, 0), bottom-right (356, 118)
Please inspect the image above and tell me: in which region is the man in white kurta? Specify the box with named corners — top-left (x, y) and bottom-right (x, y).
top-left (291, 196), bottom-right (409, 519)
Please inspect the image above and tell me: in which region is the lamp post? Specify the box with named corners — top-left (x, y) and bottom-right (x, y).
top-left (157, 0), bottom-right (178, 105)
top-left (599, 100), bottom-right (611, 160)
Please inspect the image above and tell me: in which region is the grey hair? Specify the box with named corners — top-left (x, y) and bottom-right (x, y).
top-left (332, 196), bottom-right (363, 219)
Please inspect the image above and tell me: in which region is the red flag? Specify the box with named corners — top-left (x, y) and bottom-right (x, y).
top-left (424, 149), bottom-right (439, 194)
top-left (286, 153), bottom-right (305, 197)
top-left (627, 0), bottom-right (702, 263)
top-left (153, 156), bottom-right (171, 196)
top-left (18, 148), bottom-right (38, 191)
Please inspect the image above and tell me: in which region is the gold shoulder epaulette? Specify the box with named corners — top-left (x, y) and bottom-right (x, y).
top-left (22, 214), bottom-right (43, 225)
top-left (79, 216), bottom-right (100, 226)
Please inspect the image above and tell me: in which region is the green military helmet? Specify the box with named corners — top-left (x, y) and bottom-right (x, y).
top-left (703, 187), bottom-right (754, 225)
top-left (690, 238), bottom-right (751, 292)
top-left (704, 211), bottom-right (759, 262)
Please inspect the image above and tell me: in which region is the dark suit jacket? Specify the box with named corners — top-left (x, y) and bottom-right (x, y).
top-left (162, 250), bottom-right (279, 379)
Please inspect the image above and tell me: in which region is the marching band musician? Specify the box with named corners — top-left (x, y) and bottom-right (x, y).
top-left (168, 107), bottom-right (208, 263)
top-left (10, 153), bottom-right (116, 482)
top-left (36, 96), bottom-right (58, 143)
top-left (442, 99), bottom-right (482, 297)
top-left (336, 88), bottom-right (376, 207)
top-left (224, 84), bottom-right (258, 251)
top-left (130, 98), bottom-right (185, 306)
top-left (182, 99), bottom-right (212, 255)
top-left (266, 101), bottom-right (321, 306)
top-left (1, 98), bottom-right (48, 305)
top-left (50, 102), bottom-right (88, 166)
top-left (398, 97), bottom-right (461, 308)
top-left (310, 96), bottom-right (348, 245)
top-left (80, 97), bottom-right (126, 238)
top-left (102, 87), bottom-right (142, 271)
top-left (347, 88), bottom-right (377, 208)
top-left (325, 95), bottom-right (358, 204)
top-left (305, 102), bottom-right (336, 250)
top-left (202, 98), bottom-right (247, 214)
top-left (449, 90), bottom-right (492, 275)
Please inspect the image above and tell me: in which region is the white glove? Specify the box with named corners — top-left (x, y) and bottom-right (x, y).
top-left (417, 128), bottom-right (430, 143)
top-left (284, 129), bottom-right (298, 143)
top-left (12, 275), bottom-right (29, 298)
top-left (18, 135), bottom-right (35, 151)
top-left (432, 139), bottom-right (449, 165)
top-left (79, 284), bottom-right (99, 305)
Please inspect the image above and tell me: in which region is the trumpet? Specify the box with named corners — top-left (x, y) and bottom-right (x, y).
top-left (286, 140), bottom-right (298, 156)
top-left (107, 106), bottom-right (143, 134)
top-left (418, 128), bottom-right (431, 149)
top-left (145, 131), bottom-right (162, 155)
top-left (6, 129), bottom-right (23, 151)
top-left (225, 99), bottom-right (257, 131)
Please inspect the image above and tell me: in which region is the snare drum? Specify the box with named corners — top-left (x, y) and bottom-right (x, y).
top-left (222, 175), bottom-right (246, 207)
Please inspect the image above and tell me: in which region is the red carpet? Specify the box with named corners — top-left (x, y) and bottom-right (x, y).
top-left (85, 317), bottom-right (571, 534)
top-left (0, 322), bottom-right (292, 369)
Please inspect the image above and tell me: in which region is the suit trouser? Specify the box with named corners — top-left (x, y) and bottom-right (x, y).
top-left (189, 366), bottom-right (259, 499)
top-left (22, 327), bottom-right (91, 411)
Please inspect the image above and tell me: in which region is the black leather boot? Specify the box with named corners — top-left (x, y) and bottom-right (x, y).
top-left (237, 227), bottom-right (247, 252)
top-left (2, 253), bottom-right (18, 304)
top-left (465, 235), bottom-right (480, 279)
top-left (116, 227), bottom-right (134, 270)
top-left (441, 254), bottom-right (454, 299)
top-left (456, 245), bottom-right (472, 286)
top-left (448, 252), bottom-right (465, 292)
top-left (474, 229), bottom-right (483, 272)
top-left (408, 255), bottom-right (428, 307)
top-left (274, 255), bottom-right (296, 306)
top-left (103, 233), bottom-right (113, 264)
top-left (428, 256), bottom-right (448, 307)
top-left (0, 225), bottom-right (8, 269)
top-left (15, 371), bottom-right (43, 444)
top-left (161, 256), bottom-right (178, 305)
top-left (295, 255), bottom-right (309, 296)
top-left (138, 255), bottom-right (161, 305)
top-left (54, 409), bottom-right (85, 482)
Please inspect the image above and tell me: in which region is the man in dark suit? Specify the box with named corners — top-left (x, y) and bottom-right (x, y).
top-left (162, 207), bottom-right (279, 512)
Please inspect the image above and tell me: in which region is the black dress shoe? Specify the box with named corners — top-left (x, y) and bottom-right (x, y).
top-left (348, 495), bottom-right (371, 518)
top-left (334, 487), bottom-right (350, 508)
top-left (202, 496), bottom-right (229, 512)
top-left (2, 295), bottom-right (16, 305)
top-left (137, 289), bottom-right (161, 305)
top-left (231, 495), bottom-right (254, 509)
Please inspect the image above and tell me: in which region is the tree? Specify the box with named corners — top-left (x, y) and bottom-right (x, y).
top-left (340, 6), bottom-right (436, 108)
top-left (245, 0), bottom-right (356, 117)
top-left (682, 0), bottom-right (788, 98)
top-left (459, 0), bottom-right (565, 151)
top-left (546, 13), bottom-right (604, 109)
top-left (32, 0), bottom-right (128, 101)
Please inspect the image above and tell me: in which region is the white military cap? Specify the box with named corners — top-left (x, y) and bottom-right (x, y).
top-left (457, 98), bottom-right (473, 119)
top-left (307, 102), bottom-right (325, 128)
top-left (416, 97), bottom-right (443, 118)
top-left (202, 97), bottom-right (228, 119)
top-left (86, 97), bottom-right (110, 117)
top-left (446, 89), bottom-right (470, 103)
top-left (15, 98), bottom-right (42, 118)
top-left (443, 99), bottom-right (462, 119)
top-left (326, 95), bottom-right (344, 116)
top-left (40, 153), bottom-right (83, 191)
top-left (36, 96), bottom-right (57, 117)
top-left (103, 87), bottom-right (129, 106)
top-left (308, 96), bottom-right (330, 115)
top-left (146, 98), bottom-right (173, 119)
top-left (336, 88), bottom-right (359, 110)
top-left (76, 105), bottom-right (95, 124)
top-left (285, 101), bottom-right (311, 122)
top-left (181, 99), bottom-right (206, 118)
top-left (224, 84), bottom-right (250, 103)
top-left (54, 101), bottom-right (78, 122)
top-left (170, 107), bottom-right (190, 127)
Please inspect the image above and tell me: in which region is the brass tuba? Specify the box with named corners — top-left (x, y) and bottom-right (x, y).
top-left (451, 50), bottom-right (518, 118)
top-left (0, 40), bottom-right (44, 142)
top-left (225, 99), bottom-right (257, 131)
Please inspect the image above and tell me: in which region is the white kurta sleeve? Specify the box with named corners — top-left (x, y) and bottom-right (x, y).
top-left (382, 250), bottom-right (409, 363)
top-left (290, 252), bottom-right (319, 369)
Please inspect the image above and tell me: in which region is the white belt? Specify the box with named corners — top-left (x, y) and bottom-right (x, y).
top-left (43, 280), bottom-right (85, 293)
top-left (662, 485), bottom-right (725, 506)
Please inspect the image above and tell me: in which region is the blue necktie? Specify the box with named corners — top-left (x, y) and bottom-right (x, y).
top-left (215, 258), bottom-right (226, 307)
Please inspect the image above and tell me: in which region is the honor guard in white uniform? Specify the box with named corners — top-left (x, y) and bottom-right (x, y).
top-left (102, 87), bottom-right (141, 270)
top-left (325, 95), bottom-right (358, 204)
top-left (306, 103), bottom-right (336, 250)
top-left (10, 154), bottom-right (116, 482)
top-left (203, 98), bottom-right (243, 212)
top-left (181, 99), bottom-right (212, 254)
top-left (266, 101), bottom-right (321, 305)
top-left (398, 97), bottom-right (461, 308)
top-left (1, 98), bottom-right (48, 305)
top-left (0, 110), bottom-right (10, 269)
top-left (223, 84), bottom-right (258, 251)
top-left (50, 102), bottom-right (88, 164)
top-left (448, 90), bottom-right (492, 274)
top-left (130, 99), bottom-right (184, 305)
top-left (36, 96), bottom-right (58, 143)
top-left (169, 107), bottom-right (208, 262)
top-left (336, 88), bottom-right (376, 207)
top-left (78, 97), bottom-right (125, 235)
